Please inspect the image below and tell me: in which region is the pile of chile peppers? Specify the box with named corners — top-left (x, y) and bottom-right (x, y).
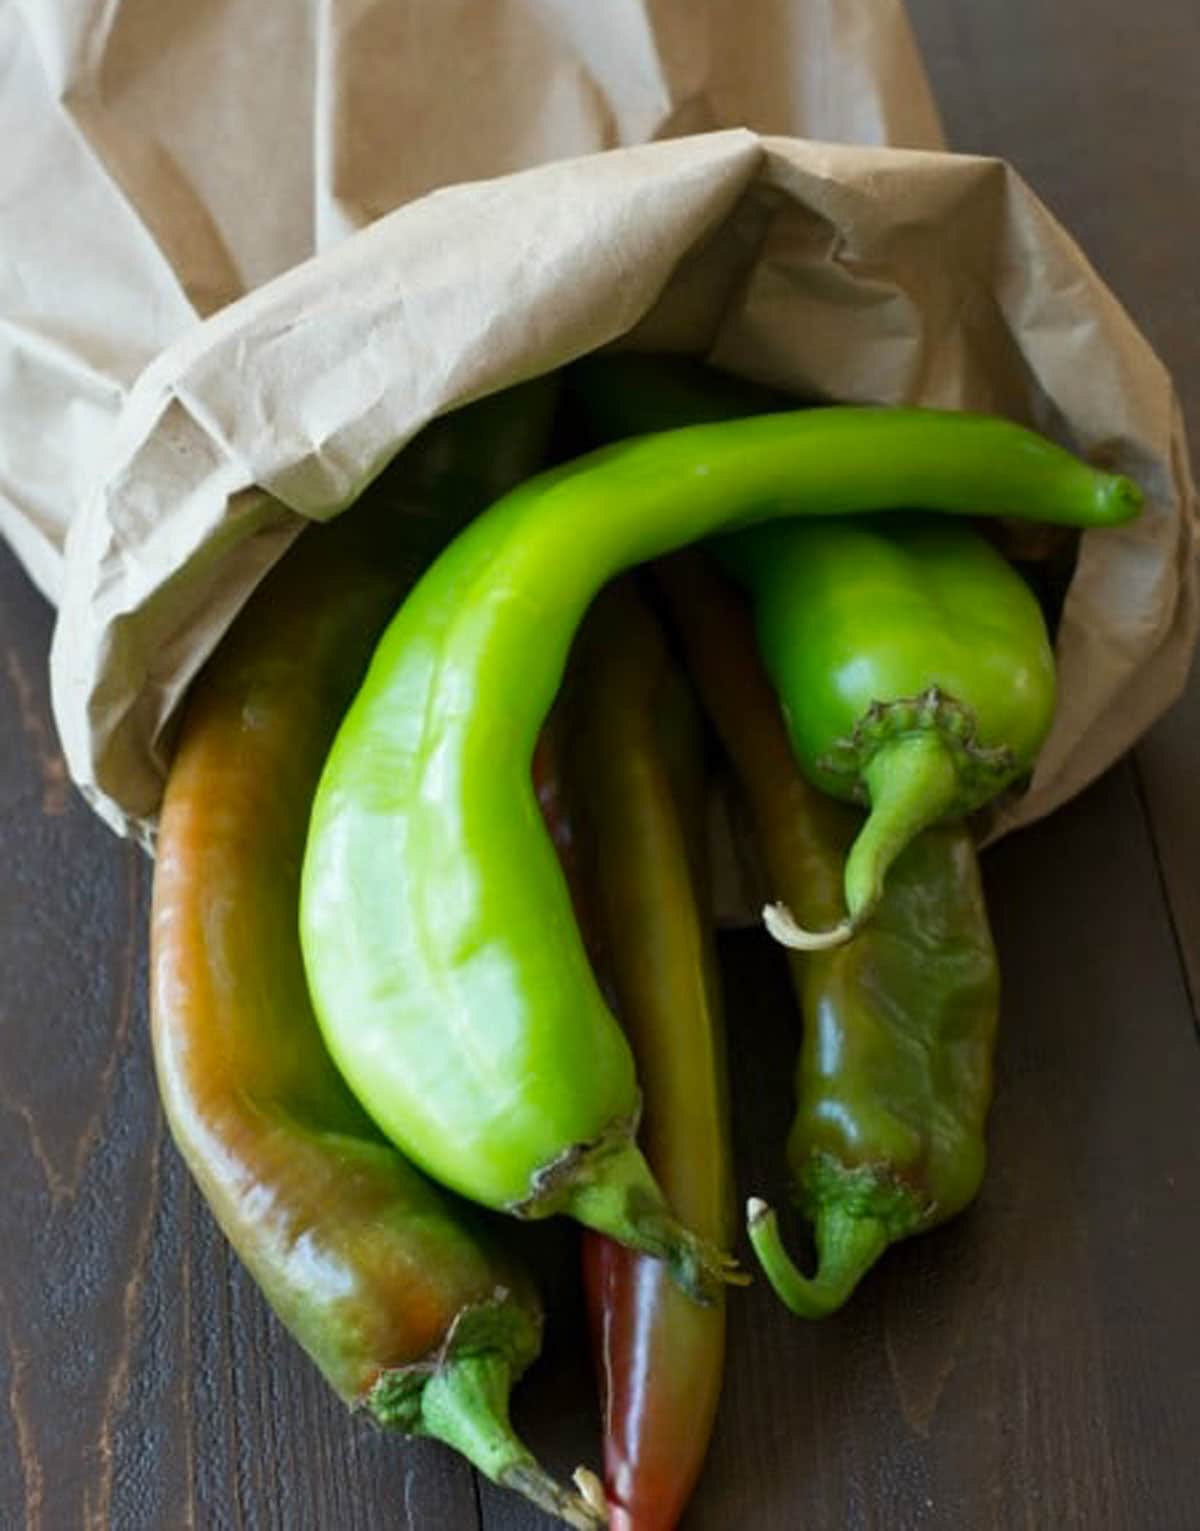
top-left (564, 354), bottom-right (1010, 1315)
top-left (297, 361), bottom-right (1136, 1308)
top-left (655, 550), bottom-right (1000, 1318)
top-left (149, 350), bottom-right (1143, 1527)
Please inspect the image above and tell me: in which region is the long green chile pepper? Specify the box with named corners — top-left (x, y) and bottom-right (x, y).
top-left (151, 385), bottom-right (609, 1528)
top-left (715, 514), bottom-right (1057, 947)
top-left (298, 386), bottom-right (1137, 1303)
top-left (656, 550), bottom-right (1000, 1317)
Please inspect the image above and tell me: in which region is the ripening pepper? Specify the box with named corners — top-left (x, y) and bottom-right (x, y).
top-left (298, 387), bottom-right (1138, 1307)
top-left (150, 384), bottom-right (608, 1528)
top-left (565, 580), bottom-right (736, 1531)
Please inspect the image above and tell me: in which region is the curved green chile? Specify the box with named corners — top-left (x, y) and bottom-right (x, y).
top-left (151, 382), bottom-right (608, 1529)
top-left (654, 550), bottom-right (999, 1320)
top-left (719, 514), bottom-right (1058, 946)
top-left (298, 403), bottom-right (1136, 1296)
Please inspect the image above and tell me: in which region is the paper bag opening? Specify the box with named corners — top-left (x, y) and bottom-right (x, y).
top-left (46, 130), bottom-right (1197, 862)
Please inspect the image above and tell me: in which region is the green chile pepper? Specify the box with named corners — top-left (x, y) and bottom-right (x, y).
top-left (151, 383), bottom-right (609, 1528)
top-left (298, 392), bottom-right (1137, 1305)
top-left (656, 550), bottom-right (1000, 1317)
top-left (717, 513), bottom-right (1058, 947)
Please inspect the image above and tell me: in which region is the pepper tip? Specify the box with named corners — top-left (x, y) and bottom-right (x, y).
top-left (1112, 473), bottom-right (1144, 523)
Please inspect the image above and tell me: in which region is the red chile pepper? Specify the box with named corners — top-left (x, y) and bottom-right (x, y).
top-left (556, 580), bottom-right (737, 1531)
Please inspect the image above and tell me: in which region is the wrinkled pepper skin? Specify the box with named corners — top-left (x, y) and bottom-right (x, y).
top-left (299, 388), bottom-right (1137, 1301)
top-left (150, 386), bottom-right (608, 1529)
top-left (716, 515), bottom-right (1057, 947)
top-left (566, 581), bottom-right (736, 1531)
top-left (657, 551), bottom-right (1000, 1318)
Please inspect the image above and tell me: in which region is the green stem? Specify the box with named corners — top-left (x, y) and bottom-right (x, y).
top-left (845, 733), bottom-right (962, 928)
top-left (561, 1137), bottom-right (745, 1307)
top-left (420, 1352), bottom-right (607, 1528)
top-left (763, 732), bottom-right (961, 951)
top-left (747, 1198), bottom-right (891, 1318)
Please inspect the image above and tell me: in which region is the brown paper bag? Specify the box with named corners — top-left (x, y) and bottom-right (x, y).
top-left (0, 0), bottom-right (940, 603)
top-left (1, 4), bottom-right (1193, 867)
top-left (45, 130), bottom-right (1197, 861)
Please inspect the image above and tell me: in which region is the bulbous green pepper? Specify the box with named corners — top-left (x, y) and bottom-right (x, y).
top-left (298, 395), bottom-right (1138, 1305)
top-left (717, 513), bottom-right (1058, 946)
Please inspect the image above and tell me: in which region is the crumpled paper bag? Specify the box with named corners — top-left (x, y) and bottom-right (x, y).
top-left (46, 128), bottom-right (1198, 854)
top-left (0, 0), bottom-right (940, 605)
top-left (1, 2), bottom-right (1194, 865)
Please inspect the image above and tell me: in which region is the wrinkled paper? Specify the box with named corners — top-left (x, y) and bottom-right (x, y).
top-left (1, 0), bottom-right (940, 604)
top-left (0, 2), bottom-right (1194, 870)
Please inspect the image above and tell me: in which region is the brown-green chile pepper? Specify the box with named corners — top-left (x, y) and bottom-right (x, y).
top-left (150, 382), bottom-right (607, 1527)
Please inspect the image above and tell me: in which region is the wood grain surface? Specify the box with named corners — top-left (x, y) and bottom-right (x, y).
top-left (2, 2), bottom-right (1198, 1528)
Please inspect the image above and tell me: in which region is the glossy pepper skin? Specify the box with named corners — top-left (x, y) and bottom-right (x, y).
top-left (716, 515), bottom-right (1057, 948)
top-left (657, 550), bottom-right (1000, 1318)
top-left (298, 390), bottom-right (1138, 1302)
top-left (150, 385), bottom-right (608, 1529)
top-left (564, 581), bottom-right (736, 1531)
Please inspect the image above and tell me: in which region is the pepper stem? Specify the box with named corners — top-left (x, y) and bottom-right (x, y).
top-left (845, 732), bottom-right (962, 927)
top-left (766, 731), bottom-right (963, 950)
top-left (562, 1137), bottom-right (746, 1307)
top-left (746, 1197), bottom-right (890, 1318)
top-left (420, 1352), bottom-right (608, 1528)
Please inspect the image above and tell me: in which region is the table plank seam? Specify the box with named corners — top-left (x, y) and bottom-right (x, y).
top-left (1131, 747), bottom-right (1200, 1037)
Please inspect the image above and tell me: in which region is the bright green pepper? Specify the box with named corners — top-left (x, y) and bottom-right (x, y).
top-left (298, 398), bottom-right (1139, 1305)
top-left (717, 513), bottom-right (1058, 947)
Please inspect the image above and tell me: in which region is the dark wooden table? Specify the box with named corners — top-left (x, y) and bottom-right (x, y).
top-left (3, 3), bottom-right (1199, 1527)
